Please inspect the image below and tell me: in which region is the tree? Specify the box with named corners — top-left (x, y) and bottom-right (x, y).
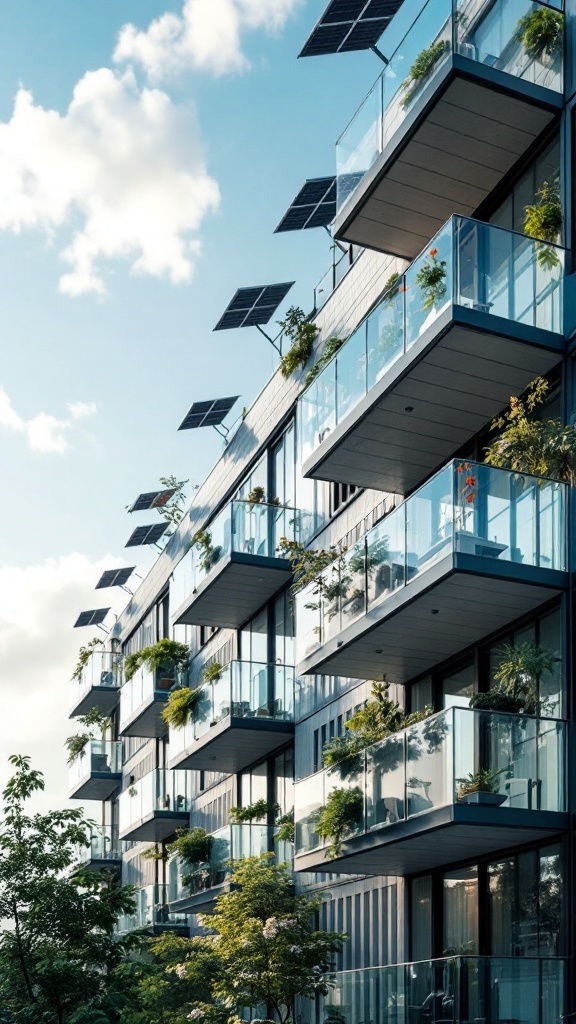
top-left (0, 755), bottom-right (136, 1024)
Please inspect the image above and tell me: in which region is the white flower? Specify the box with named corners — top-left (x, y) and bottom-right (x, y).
top-left (187, 1011), bottom-right (205, 1021)
top-left (175, 964), bottom-right (188, 980)
top-left (262, 916), bottom-right (279, 939)
top-left (289, 944), bottom-right (302, 954)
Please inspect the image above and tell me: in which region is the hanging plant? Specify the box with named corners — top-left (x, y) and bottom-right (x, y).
top-left (278, 307), bottom-right (319, 379)
top-left (142, 844), bottom-right (168, 862)
top-left (402, 40), bottom-right (448, 107)
top-left (316, 787), bottom-right (364, 858)
top-left (524, 181), bottom-right (562, 270)
top-left (414, 247), bottom-right (448, 310)
top-left (162, 686), bottom-right (206, 728)
top-left (229, 799), bottom-right (276, 824)
top-left (192, 529), bottom-right (222, 574)
top-left (484, 376), bottom-right (576, 484)
top-left (71, 637), bottom-right (104, 682)
top-left (516, 8), bottom-right (563, 61)
top-left (124, 638), bottom-right (190, 683)
top-left (304, 335), bottom-right (345, 388)
top-left (168, 827), bottom-right (213, 865)
top-left (201, 661), bottom-right (223, 684)
top-left (275, 809), bottom-right (295, 845)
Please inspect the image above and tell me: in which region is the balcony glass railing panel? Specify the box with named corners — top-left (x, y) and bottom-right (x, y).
top-left (69, 649), bottom-right (121, 711)
top-left (68, 740), bottom-right (122, 792)
top-left (321, 957), bottom-right (565, 1024)
top-left (296, 462), bottom-right (566, 661)
top-left (336, 0), bottom-right (564, 212)
top-left (75, 825), bottom-right (120, 865)
top-left (119, 663), bottom-right (183, 730)
top-left (118, 769), bottom-right (193, 833)
top-left (117, 883), bottom-right (188, 933)
top-left (170, 550), bottom-right (194, 613)
top-left (295, 708), bottom-right (566, 855)
top-left (298, 217), bottom-right (564, 467)
top-left (168, 662), bottom-right (295, 758)
top-left (192, 501), bottom-right (299, 590)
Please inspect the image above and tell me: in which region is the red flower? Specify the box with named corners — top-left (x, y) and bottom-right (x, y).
top-left (465, 494), bottom-right (475, 504)
top-left (398, 285), bottom-right (406, 293)
top-left (465, 475), bottom-right (476, 487)
top-left (429, 248), bottom-right (438, 257)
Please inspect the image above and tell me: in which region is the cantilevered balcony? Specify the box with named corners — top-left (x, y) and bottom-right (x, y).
top-left (68, 740), bottom-right (122, 801)
top-left (295, 707), bottom-right (567, 876)
top-left (118, 769), bottom-right (192, 842)
top-left (172, 501), bottom-right (298, 629)
top-left (168, 661), bottom-right (294, 773)
top-left (116, 883), bottom-right (190, 936)
top-left (119, 664), bottom-right (184, 738)
top-left (168, 824), bottom-right (293, 914)
top-left (334, 0), bottom-right (564, 256)
top-left (299, 216), bottom-right (565, 493)
top-left (69, 649), bottom-right (121, 718)
top-left (296, 462), bottom-right (566, 682)
top-left (73, 825), bottom-right (121, 871)
top-left (320, 956), bottom-right (565, 1024)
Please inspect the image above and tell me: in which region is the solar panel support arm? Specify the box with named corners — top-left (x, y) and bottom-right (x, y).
top-left (255, 324), bottom-right (283, 356)
top-left (371, 44), bottom-right (389, 65)
top-left (96, 623), bottom-right (110, 635)
top-left (324, 226), bottom-right (348, 254)
top-left (213, 423), bottom-right (230, 444)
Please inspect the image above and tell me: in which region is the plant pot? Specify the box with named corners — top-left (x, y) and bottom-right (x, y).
top-left (459, 791), bottom-right (507, 806)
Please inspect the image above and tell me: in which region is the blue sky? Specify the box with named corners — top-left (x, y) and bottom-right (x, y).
top-left (0, 0), bottom-right (420, 806)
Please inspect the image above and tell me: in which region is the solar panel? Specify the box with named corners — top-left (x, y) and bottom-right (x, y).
top-left (125, 523), bottom-right (168, 548)
top-left (178, 396), bottom-right (239, 432)
top-left (275, 177), bottom-right (337, 233)
top-left (74, 608), bottom-right (110, 628)
top-left (129, 488), bottom-right (178, 513)
top-left (214, 282), bottom-right (294, 331)
top-left (95, 567), bottom-right (136, 590)
top-left (299, 0), bottom-right (404, 57)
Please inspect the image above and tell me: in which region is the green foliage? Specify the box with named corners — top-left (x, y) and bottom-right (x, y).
top-left (142, 844), bottom-right (167, 862)
top-left (71, 637), bottom-right (104, 682)
top-left (315, 787), bottom-right (364, 858)
top-left (192, 529), bottom-right (223, 574)
top-left (478, 640), bottom-right (557, 715)
top-left (65, 709), bottom-right (111, 765)
top-left (124, 639), bottom-right (190, 683)
top-left (278, 307), bottom-right (319, 379)
top-left (207, 856), bottom-right (345, 1024)
top-left (162, 687), bottom-right (204, 729)
top-left (415, 247), bottom-right (448, 310)
top-left (275, 809), bottom-right (295, 845)
top-left (168, 828), bottom-right (212, 865)
top-left (484, 377), bottom-right (576, 484)
top-left (229, 799), bottom-right (274, 824)
top-left (516, 8), bottom-right (563, 60)
top-left (0, 755), bottom-right (136, 1024)
top-left (201, 662), bottom-right (223, 684)
top-left (247, 485), bottom-right (266, 505)
top-left (304, 336), bottom-right (345, 388)
top-left (469, 690), bottom-right (525, 714)
top-left (277, 537), bottom-right (341, 595)
top-left (457, 767), bottom-right (508, 796)
top-left (524, 181), bottom-right (562, 269)
top-left (402, 40), bottom-right (447, 106)
top-left (157, 475), bottom-right (190, 534)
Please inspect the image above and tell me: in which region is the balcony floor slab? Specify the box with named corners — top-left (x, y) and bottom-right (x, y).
top-left (335, 61), bottom-right (561, 258)
top-left (120, 695), bottom-right (169, 738)
top-left (69, 772), bottom-right (122, 802)
top-left (119, 811), bottom-right (190, 843)
top-left (169, 717), bottom-right (294, 773)
top-left (303, 311), bottom-right (563, 493)
top-left (173, 552), bottom-right (293, 629)
top-left (70, 686), bottom-right (120, 719)
top-left (297, 554), bottom-right (565, 682)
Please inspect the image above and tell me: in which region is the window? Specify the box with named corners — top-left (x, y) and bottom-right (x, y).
top-left (330, 482), bottom-right (358, 518)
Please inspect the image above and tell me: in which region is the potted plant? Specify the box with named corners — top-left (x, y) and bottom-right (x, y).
top-left (490, 640), bottom-right (555, 715)
top-left (192, 529), bottom-right (222, 574)
top-left (402, 40), bottom-right (448, 108)
top-left (470, 690), bottom-right (525, 715)
top-left (457, 767), bottom-right (509, 806)
top-left (124, 638), bottom-right (189, 684)
top-left (516, 8), bottom-right (563, 62)
top-left (414, 247), bottom-right (448, 311)
top-left (65, 708), bottom-right (111, 765)
top-left (316, 786), bottom-right (364, 858)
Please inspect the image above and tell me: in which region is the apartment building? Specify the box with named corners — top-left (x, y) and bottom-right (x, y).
top-left (68, 0), bottom-right (574, 1020)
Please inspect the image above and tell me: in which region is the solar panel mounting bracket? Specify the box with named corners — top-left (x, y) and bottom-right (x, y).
top-left (371, 44), bottom-right (389, 64)
top-left (255, 324), bottom-right (283, 355)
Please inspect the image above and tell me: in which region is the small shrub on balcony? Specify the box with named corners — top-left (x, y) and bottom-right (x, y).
top-left (277, 537), bottom-right (341, 594)
top-left (162, 686), bottom-right (205, 728)
top-left (304, 335), bottom-right (344, 388)
top-left (402, 40), bottom-right (448, 107)
top-left (168, 826), bottom-right (213, 865)
top-left (124, 638), bottom-right (190, 682)
top-left (524, 181), bottom-right (562, 269)
top-left (229, 799), bottom-right (276, 823)
top-left (192, 528), bottom-right (223, 574)
top-left (71, 636), bottom-right (103, 682)
top-left (484, 376), bottom-right (576, 484)
top-left (275, 809), bottom-right (295, 845)
top-left (414, 247), bottom-right (448, 310)
top-left (65, 708), bottom-right (111, 764)
top-left (472, 640), bottom-right (557, 716)
top-left (457, 766), bottom-right (509, 799)
top-left (316, 786), bottom-right (364, 858)
top-left (278, 307), bottom-right (319, 379)
top-left (201, 661), bottom-right (223, 684)
top-left (516, 8), bottom-right (563, 61)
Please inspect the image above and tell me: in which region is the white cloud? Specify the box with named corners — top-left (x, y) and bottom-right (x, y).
top-left (0, 386), bottom-right (96, 453)
top-left (114, 0), bottom-right (302, 79)
top-left (0, 68), bottom-right (220, 295)
top-left (0, 554), bottom-right (127, 813)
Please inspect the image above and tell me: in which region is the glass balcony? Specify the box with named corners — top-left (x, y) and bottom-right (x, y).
top-left (68, 740), bottom-right (122, 801)
top-left (320, 957), bottom-right (565, 1024)
top-left (295, 707), bottom-right (566, 875)
top-left (313, 245), bottom-right (363, 312)
top-left (69, 649), bottom-right (121, 718)
top-left (73, 825), bottom-right (121, 869)
top-left (119, 663), bottom-right (185, 738)
top-left (168, 661), bottom-right (295, 773)
top-left (118, 769), bottom-right (193, 842)
top-left (299, 216), bottom-right (565, 493)
top-left (172, 500), bottom-right (299, 629)
top-left (335, 0), bottom-right (564, 255)
top-left (296, 461), bottom-right (566, 682)
top-left (168, 823), bottom-right (293, 912)
top-left (116, 883), bottom-right (190, 935)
